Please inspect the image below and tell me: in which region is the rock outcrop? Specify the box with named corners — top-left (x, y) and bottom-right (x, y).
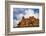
top-left (18, 16), bottom-right (39, 27)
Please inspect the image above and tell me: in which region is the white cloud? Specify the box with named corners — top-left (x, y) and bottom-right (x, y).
top-left (24, 9), bottom-right (34, 18)
top-left (24, 9), bottom-right (39, 19)
top-left (34, 13), bottom-right (39, 19)
top-left (13, 20), bottom-right (19, 27)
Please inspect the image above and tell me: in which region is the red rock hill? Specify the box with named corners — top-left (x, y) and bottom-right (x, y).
top-left (18, 16), bottom-right (39, 27)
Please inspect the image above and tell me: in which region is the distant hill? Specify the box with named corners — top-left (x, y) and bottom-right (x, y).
top-left (17, 16), bottom-right (39, 27)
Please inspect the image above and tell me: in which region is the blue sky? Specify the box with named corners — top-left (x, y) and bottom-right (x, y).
top-left (13, 8), bottom-right (39, 20)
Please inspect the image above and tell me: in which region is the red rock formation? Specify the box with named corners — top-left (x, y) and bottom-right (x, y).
top-left (18, 16), bottom-right (39, 27)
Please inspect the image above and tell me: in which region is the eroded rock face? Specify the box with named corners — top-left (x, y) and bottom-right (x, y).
top-left (18, 16), bottom-right (39, 27)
